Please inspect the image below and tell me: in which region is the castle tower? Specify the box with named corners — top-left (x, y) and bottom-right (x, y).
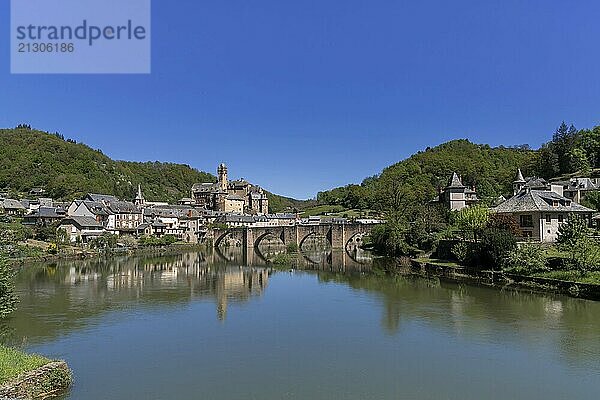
top-left (134, 184), bottom-right (145, 206)
top-left (513, 168), bottom-right (525, 196)
top-left (218, 163), bottom-right (228, 191)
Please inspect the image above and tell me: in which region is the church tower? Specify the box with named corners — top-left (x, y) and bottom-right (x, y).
top-left (134, 184), bottom-right (145, 206)
top-left (218, 163), bottom-right (228, 191)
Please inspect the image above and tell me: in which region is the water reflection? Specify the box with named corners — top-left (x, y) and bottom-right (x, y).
top-left (319, 269), bottom-right (600, 363)
top-left (6, 248), bottom-right (600, 367)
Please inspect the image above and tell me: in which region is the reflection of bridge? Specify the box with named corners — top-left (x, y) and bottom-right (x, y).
top-left (212, 223), bottom-right (375, 250)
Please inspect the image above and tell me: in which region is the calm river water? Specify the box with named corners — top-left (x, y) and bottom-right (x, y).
top-left (4, 248), bottom-right (600, 399)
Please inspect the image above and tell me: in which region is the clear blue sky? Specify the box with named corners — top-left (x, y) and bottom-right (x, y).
top-left (2, 0), bottom-right (600, 199)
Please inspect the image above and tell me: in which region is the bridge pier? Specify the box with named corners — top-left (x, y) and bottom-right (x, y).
top-left (330, 224), bottom-right (346, 249)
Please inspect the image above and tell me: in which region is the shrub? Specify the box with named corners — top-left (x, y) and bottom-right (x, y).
top-left (286, 243), bottom-right (298, 253)
top-left (0, 258), bottom-right (18, 318)
top-left (451, 242), bottom-right (468, 264)
top-left (479, 228), bottom-right (517, 270)
top-left (505, 243), bottom-right (548, 274)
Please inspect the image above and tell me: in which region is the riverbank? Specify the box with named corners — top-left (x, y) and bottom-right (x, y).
top-left (0, 346), bottom-right (72, 399)
top-left (406, 258), bottom-right (600, 301)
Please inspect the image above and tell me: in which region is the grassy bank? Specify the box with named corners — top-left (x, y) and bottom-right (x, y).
top-left (0, 346), bottom-right (72, 399)
top-left (532, 271), bottom-right (600, 285)
top-left (0, 346), bottom-right (49, 384)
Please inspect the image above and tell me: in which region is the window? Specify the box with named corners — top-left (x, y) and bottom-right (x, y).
top-left (520, 214), bottom-right (533, 228)
top-left (546, 215), bottom-right (551, 223)
top-left (558, 214), bottom-right (564, 223)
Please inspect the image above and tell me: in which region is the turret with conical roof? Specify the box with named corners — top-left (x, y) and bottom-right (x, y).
top-left (513, 168), bottom-right (526, 195)
top-left (446, 172), bottom-right (465, 189)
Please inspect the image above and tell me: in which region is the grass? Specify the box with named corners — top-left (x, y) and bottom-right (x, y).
top-left (533, 270), bottom-right (600, 285)
top-left (0, 345), bottom-right (50, 385)
top-left (413, 258), bottom-right (461, 268)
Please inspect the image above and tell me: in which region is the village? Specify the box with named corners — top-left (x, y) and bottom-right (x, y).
top-left (0, 162), bottom-right (597, 247)
top-left (0, 163), bottom-right (378, 246)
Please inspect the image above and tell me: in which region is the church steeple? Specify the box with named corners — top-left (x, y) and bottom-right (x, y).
top-left (134, 184), bottom-right (145, 206)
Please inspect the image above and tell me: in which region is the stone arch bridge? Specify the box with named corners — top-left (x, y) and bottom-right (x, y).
top-left (212, 223), bottom-right (376, 250)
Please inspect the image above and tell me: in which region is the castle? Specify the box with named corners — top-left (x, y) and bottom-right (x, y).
top-left (191, 163), bottom-right (269, 214)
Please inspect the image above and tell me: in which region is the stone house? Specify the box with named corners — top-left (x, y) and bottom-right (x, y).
top-left (23, 206), bottom-right (67, 226)
top-left (491, 169), bottom-right (594, 242)
top-left (0, 199), bottom-right (27, 216)
top-left (433, 172), bottom-right (479, 211)
top-left (58, 216), bottom-right (105, 243)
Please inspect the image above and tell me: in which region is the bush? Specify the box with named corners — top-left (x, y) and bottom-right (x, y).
top-left (505, 243), bottom-right (548, 274)
top-left (557, 215), bottom-right (589, 248)
top-left (564, 237), bottom-right (600, 275)
top-left (286, 243), bottom-right (298, 253)
top-left (479, 228), bottom-right (517, 270)
top-left (451, 242), bottom-right (468, 264)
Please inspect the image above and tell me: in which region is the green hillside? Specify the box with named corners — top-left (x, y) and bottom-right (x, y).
top-left (0, 126), bottom-right (215, 203)
top-left (317, 139), bottom-right (537, 212)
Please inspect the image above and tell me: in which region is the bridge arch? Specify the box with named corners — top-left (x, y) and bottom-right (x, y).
top-left (214, 230), bottom-right (243, 248)
top-left (253, 229), bottom-right (284, 249)
top-left (298, 227), bottom-right (331, 249)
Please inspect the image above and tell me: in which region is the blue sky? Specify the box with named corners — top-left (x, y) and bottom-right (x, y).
top-left (2, 0), bottom-right (600, 199)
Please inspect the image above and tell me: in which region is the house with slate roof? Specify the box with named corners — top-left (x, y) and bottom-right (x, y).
top-left (0, 198), bottom-right (27, 216)
top-left (433, 172), bottom-right (479, 211)
top-left (58, 216), bottom-right (105, 243)
top-left (491, 169), bottom-right (595, 242)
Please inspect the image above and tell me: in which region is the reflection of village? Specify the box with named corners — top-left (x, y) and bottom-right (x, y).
top-left (24, 246), bottom-right (373, 326)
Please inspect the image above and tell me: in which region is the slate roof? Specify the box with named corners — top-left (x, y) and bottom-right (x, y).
top-left (28, 207), bottom-right (66, 218)
top-left (514, 168), bottom-right (525, 183)
top-left (108, 201), bottom-right (140, 214)
top-left (2, 199), bottom-right (26, 210)
top-left (226, 194), bottom-right (245, 201)
top-left (191, 182), bottom-right (218, 192)
top-left (491, 190), bottom-right (594, 213)
top-left (523, 177), bottom-right (548, 190)
top-left (267, 213), bottom-right (296, 219)
top-left (216, 215), bottom-right (256, 223)
top-left (86, 193), bottom-right (119, 203)
top-left (81, 200), bottom-right (111, 216)
top-left (555, 177), bottom-right (598, 191)
top-left (60, 216), bottom-right (102, 229)
top-left (446, 172), bottom-right (465, 189)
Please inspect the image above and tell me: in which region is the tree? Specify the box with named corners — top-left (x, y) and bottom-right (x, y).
top-left (0, 258), bottom-right (18, 318)
top-left (556, 215), bottom-right (599, 275)
top-left (453, 205), bottom-right (489, 241)
top-left (369, 213), bottom-right (416, 256)
top-left (557, 215), bottom-right (589, 248)
top-left (568, 147), bottom-right (591, 174)
top-left (479, 228), bottom-right (517, 270)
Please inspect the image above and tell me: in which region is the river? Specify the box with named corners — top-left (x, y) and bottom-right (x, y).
top-left (3, 248), bottom-right (600, 399)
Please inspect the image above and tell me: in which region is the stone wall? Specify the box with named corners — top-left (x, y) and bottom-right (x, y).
top-left (0, 361), bottom-right (72, 400)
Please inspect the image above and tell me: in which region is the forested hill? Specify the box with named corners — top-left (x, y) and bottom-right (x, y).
top-left (317, 139), bottom-right (537, 211)
top-left (0, 127), bottom-right (216, 203)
